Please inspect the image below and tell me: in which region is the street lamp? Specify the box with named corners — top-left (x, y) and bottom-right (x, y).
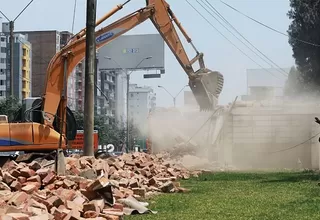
top-left (158, 84), bottom-right (189, 107)
top-left (104, 56), bottom-right (153, 153)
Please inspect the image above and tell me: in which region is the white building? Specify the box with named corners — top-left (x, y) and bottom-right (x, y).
top-left (241, 67), bottom-right (290, 101)
top-left (0, 33), bottom-right (7, 99)
top-left (128, 84), bottom-right (156, 133)
top-left (115, 70), bottom-right (128, 125)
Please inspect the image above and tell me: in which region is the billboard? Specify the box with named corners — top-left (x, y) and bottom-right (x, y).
top-left (98, 34), bottom-right (165, 70)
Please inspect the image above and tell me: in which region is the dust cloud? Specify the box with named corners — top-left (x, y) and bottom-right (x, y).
top-left (146, 105), bottom-right (233, 171)
top-left (145, 93), bottom-right (320, 171)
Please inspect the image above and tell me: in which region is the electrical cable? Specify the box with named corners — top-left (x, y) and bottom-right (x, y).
top-left (268, 132), bottom-right (320, 154)
top-left (185, 0), bottom-right (282, 80)
top-left (13, 0), bottom-right (35, 21)
top-left (202, 0), bottom-right (289, 77)
top-left (220, 1), bottom-right (320, 47)
top-left (197, 0), bottom-right (287, 78)
top-left (185, 106), bottom-right (224, 145)
top-left (72, 0), bottom-right (77, 34)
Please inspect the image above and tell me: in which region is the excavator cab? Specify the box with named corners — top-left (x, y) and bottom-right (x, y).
top-left (189, 69), bottom-right (224, 111)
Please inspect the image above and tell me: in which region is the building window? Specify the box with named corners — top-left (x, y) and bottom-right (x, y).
top-left (0, 38), bottom-right (5, 42)
top-left (0, 80), bottom-right (4, 86)
top-left (0, 47), bottom-right (5, 53)
top-left (0, 58), bottom-right (5, 63)
top-left (0, 91), bottom-right (3, 96)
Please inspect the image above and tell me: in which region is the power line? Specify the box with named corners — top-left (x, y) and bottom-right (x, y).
top-left (268, 132), bottom-right (320, 154)
top-left (220, 1), bottom-right (320, 47)
top-left (202, 0), bottom-right (289, 77)
top-left (13, 0), bottom-right (35, 21)
top-left (72, 0), bottom-right (77, 34)
top-left (197, 0), bottom-right (287, 78)
top-left (0, 11), bottom-right (10, 21)
top-left (185, 0), bottom-right (282, 80)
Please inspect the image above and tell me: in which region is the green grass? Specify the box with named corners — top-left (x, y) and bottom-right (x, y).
top-left (126, 171), bottom-right (320, 220)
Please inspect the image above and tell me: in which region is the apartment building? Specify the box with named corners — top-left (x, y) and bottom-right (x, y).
top-left (0, 33), bottom-right (7, 99)
top-left (0, 22), bottom-right (32, 101)
top-left (16, 30), bottom-right (83, 110)
top-left (128, 84), bottom-right (156, 133)
top-left (13, 34), bottom-right (32, 100)
top-left (17, 30), bottom-right (60, 97)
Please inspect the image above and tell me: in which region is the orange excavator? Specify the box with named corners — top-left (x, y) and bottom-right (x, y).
top-left (0, 0), bottom-right (224, 154)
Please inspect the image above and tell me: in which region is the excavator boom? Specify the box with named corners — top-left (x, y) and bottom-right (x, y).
top-left (42, 0), bottom-right (224, 128)
top-left (0, 0), bottom-right (224, 153)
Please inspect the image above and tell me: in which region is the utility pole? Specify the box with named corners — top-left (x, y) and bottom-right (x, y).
top-left (0, 0), bottom-right (34, 97)
top-left (126, 72), bottom-right (130, 152)
top-left (83, 0), bottom-right (97, 156)
top-left (9, 21), bottom-right (14, 96)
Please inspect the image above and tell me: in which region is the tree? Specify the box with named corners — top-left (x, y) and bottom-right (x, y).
top-left (283, 66), bottom-right (302, 96)
top-left (0, 96), bottom-right (21, 122)
top-left (287, 0), bottom-right (320, 93)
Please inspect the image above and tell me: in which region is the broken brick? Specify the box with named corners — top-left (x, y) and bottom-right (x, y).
top-left (42, 172), bottom-right (56, 186)
top-left (27, 175), bottom-right (41, 184)
top-left (0, 182), bottom-right (11, 191)
top-left (20, 167), bottom-right (35, 178)
top-left (160, 181), bottom-right (175, 193)
top-left (10, 181), bottom-right (22, 191)
top-left (17, 176), bottom-right (27, 184)
top-left (28, 161), bottom-right (41, 171)
top-left (98, 213), bottom-right (119, 220)
top-left (84, 210), bottom-right (98, 218)
top-left (47, 196), bottom-right (64, 208)
top-left (63, 209), bottom-right (81, 220)
top-left (35, 168), bottom-right (50, 180)
top-left (83, 202), bottom-right (100, 213)
top-left (5, 213), bottom-right (30, 220)
top-left (129, 179), bottom-right (139, 188)
top-left (132, 188), bottom-right (146, 198)
top-left (63, 179), bottom-right (75, 189)
top-left (8, 192), bottom-right (29, 206)
top-left (86, 176), bottom-right (109, 191)
top-left (51, 207), bottom-right (67, 220)
top-left (9, 169), bottom-right (21, 178)
top-left (113, 203), bottom-right (123, 212)
top-left (21, 184), bottom-right (37, 194)
top-left (3, 172), bottom-right (16, 185)
top-left (55, 188), bottom-right (76, 201)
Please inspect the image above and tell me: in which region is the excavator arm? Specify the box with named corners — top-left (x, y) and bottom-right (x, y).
top-left (42, 0), bottom-right (224, 130)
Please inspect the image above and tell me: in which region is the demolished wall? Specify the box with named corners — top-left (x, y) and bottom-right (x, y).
top-left (216, 100), bottom-right (320, 170)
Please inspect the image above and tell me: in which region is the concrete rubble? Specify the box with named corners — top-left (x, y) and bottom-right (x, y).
top-left (0, 152), bottom-right (201, 219)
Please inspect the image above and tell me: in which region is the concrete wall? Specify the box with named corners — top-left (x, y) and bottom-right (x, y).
top-left (216, 102), bottom-right (320, 170)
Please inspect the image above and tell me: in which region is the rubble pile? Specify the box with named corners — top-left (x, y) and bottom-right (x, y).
top-left (0, 152), bottom-right (201, 219)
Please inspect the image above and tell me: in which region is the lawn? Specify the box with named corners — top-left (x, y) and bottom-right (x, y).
top-left (126, 171), bottom-right (320, 220)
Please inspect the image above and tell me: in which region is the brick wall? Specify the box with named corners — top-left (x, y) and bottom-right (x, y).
top-left (216, 103), bottom-right (320, 170)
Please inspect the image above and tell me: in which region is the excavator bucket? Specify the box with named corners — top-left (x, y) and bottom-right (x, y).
top-left (189, 69), bottom-right (224, 111)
